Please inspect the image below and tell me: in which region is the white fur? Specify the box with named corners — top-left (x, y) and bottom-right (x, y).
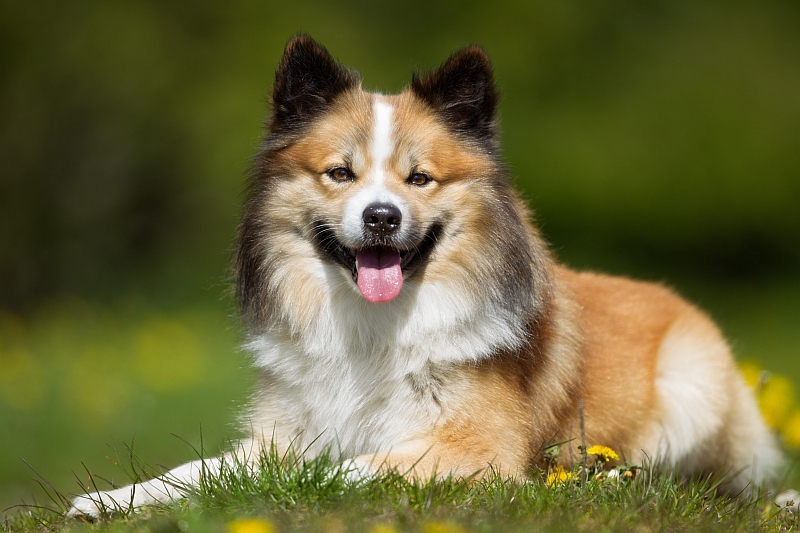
top-left (370, 99), bottom-right (393, 185)
top-left (652, 309), bottom-right (781, 490)
top-left (776, 490), bottom-right (800, 510)
top-left (244, 263), bottom-right (527, 458)
top-left (282, 263), bottom-right (526, 363)
top-left (654, 312), bottom-right (731, 465)
top-left (340, 98), bottom-right (412, 247)
top-left (68, 458), bottom-right (221, 517)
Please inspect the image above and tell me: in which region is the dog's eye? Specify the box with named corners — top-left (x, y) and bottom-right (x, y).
top-left (327, 167), bottom-right (354, 182)
top-left (408, 172), bottom-right (431, 186)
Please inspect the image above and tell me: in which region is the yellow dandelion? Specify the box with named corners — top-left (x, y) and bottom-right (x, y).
top-left (782, 409), bottom-right (800, 449)
top-left (422, 520), bottom-right (468, 533)
top-left (546, 466), bottom-right (574, 487)
top-left (227, 518), bottom-right (276, 533)
top-left (739, 361), bottom-right (763, 389)
top-left (586, 445), bottom-right (619, 462)
top-left (758, 374), bottom-right (796, 430)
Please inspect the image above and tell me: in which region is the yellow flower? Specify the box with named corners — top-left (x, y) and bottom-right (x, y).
top-left (739, 361), bottom-right (764, 389)
top-left (227, 518), bottom-right (276, 533)
top-left (546, 466), bottom-right (574, 487)
top-left (739, 362), bottom-right (800, 431)
top-left (782, 409), bottom-right (800, 449)
top-left (759, 374), bottom-right (796, 430)
top-left (421, 520), bottom-right (468, 533)
top-left (586, 445), bottom-right (619, 462)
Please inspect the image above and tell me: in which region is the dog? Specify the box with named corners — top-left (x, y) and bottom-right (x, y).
top-left (69, 35), bottom-right (791, 518)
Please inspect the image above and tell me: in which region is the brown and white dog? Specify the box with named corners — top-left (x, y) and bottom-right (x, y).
top-left (69, 35), bottom-right (790, 517)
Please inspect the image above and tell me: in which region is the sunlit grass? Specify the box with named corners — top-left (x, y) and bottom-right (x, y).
top-left (2, 443), bottom-right (799, 533)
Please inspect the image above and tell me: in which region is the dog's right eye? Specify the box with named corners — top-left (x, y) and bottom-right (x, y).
top-left (327, 167), bottom-right (354, 182)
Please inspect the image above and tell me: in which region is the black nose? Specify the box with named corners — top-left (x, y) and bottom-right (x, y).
top-left (362, 203), bottom-right (402, 236)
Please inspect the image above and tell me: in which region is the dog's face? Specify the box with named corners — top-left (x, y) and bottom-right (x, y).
top-left (238, 36), bottom-right (544, 331)
top-left (268, 89), bottom-right (501, 303)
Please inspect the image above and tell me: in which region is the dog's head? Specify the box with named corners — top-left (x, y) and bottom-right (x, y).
top-left (237, 35), bottom-right (547, 331)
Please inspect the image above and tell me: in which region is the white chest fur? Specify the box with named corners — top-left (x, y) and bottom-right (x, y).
top-left (244, 264), bottom-right (528, 458)
top-left (247, 333), bottom-right (440, 458)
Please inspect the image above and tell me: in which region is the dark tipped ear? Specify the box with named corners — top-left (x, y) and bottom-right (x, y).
top-left (270, 35), bottom-right (360, 132)
top-left (411, 47), bottom-right (498, 139)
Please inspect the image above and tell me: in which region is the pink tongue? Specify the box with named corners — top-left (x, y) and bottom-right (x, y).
top-left (356, 247), bottom-right (403, 303)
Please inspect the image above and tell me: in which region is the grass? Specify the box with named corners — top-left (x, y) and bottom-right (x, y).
top-left (2, 443), bottom-right (799, 533)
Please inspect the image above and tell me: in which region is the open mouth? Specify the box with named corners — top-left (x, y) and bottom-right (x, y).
top-left (311, 221), bottom-right (442, 303)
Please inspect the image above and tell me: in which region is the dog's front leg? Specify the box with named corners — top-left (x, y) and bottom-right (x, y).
top-left (68, 456), bottom-right (224, 519)
top-left (345, 439), bottom-right (521, 482)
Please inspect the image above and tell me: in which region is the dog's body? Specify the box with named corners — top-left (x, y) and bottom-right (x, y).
top-left (69, 36), bottom-right (785, 517)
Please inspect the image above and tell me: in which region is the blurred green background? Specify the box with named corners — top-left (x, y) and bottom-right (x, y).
top-left (2, 0), bottom-right (799, 514)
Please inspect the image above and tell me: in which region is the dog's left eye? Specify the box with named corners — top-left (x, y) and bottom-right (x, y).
top-left (408, 172), bottom-right (431, 186)
top-left (327, 167), bottom-right (354, 182)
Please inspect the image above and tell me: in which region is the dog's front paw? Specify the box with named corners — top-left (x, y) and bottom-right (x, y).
top-left (67, 483), bottom-right (163, 519)
top-left (67, 495), bottom-right (102, 520)
top-left (776, 489), bottom-right (800, 510)
top-left (66, 457), bottom-right (221, 519)
top-left (67, 488), bottom-right (131, 519)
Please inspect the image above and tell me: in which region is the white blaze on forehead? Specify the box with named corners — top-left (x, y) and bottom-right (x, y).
top-left (340, 97), bottom-right (407, 247)
top-left (370, 99), bottom-right (394, 185)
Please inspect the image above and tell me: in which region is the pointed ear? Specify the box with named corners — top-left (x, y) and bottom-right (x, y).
top-left (270, 35), bottom-right (360, 132)
top-left (411, 47), bottom-right (498, 139)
